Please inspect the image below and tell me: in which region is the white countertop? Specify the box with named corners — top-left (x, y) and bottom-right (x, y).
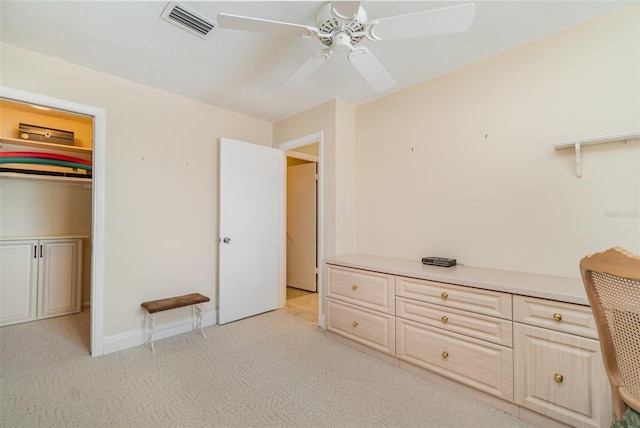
top-left (325, 254), bottom-right (589, 306)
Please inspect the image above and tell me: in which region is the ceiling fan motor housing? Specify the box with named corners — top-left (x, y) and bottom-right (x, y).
top-left (315, 3), bottom-right (367, 47)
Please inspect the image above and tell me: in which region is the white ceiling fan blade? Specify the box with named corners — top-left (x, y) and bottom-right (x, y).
top-left (282, 49), bottom-right (332, 88)
top-left (348, 47), bottom-right (396, 92)
top-left (367, 3), bottom-right (475, 41)
top-left (331, 1), bottom-right (361, 22)
top-left (217, 13), bottom-right (316, 38)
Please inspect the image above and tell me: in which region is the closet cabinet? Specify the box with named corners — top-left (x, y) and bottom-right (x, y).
top-left (0, 238), bottom-right (82, 327)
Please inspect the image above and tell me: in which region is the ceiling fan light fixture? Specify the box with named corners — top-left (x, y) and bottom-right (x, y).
top-left (315, 2), bottom-right (367, 47)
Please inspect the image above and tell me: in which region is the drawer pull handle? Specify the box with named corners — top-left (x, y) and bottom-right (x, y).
top-left (352, 321), bottom-right (358, 327)
top-left (441, 316), bottom-right (448, 323)
top-left (442, 351), bottom-right (449, 359)
top-left (441, 292), bottom-right (448, 300)
top-left (554, 373), bottom-right (564, 383)
top-left (352, 284), bottom-right (358, 291)
top-left (553, 313), bottom-right (563, 321)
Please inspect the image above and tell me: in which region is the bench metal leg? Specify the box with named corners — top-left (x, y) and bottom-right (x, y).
top-left (145, 311), bottom-right (156, 353)
top-left (194, 303), bottom-right (205, 338)
top-left (143, 302), bottom-right (206, 353)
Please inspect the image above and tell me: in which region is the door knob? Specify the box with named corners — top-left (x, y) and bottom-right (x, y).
top-left (222, 237), bottom-right (231, 244)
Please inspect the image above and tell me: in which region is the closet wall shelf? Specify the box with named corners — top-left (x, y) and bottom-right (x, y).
top-left (0, 137), bottom-right (92, 155)
top-left (0, 172), bottom-right (92, 186)
top-left (553, 131), bottom-right (640, 178)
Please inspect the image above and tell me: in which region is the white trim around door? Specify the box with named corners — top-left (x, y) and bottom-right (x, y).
top-left (275, 131), bottom-right (325, 329)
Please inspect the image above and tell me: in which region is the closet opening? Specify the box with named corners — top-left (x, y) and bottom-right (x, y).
top-left (0, 88), bottom-right (106, 356)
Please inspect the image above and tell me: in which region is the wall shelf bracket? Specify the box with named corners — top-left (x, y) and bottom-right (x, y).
top-left (553, 131), bottom-right (640, 178)
top-left (574, 142), bottom-right (582, 178)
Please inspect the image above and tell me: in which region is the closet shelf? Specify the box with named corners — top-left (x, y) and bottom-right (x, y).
top-left (0, 172), bottom-right (92, 186)
top-left (0, 137), bottom-right (92, 155)
top-left (553, 131), bottom-right (640, 178)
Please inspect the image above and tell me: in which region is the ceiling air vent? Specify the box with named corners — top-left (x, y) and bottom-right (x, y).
top-left (161, 2), bottom-right (216, 39)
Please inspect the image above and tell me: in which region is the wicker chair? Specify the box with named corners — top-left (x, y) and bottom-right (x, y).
top-left (580, 247), bottom-right (640, 426)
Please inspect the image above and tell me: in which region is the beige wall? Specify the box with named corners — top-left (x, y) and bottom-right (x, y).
top-left (1, 44), bottom-right (272, 337)
top-left (334, 99), bottom-right (357, 256)
top-left (355, 6), bottom-right (640, 278)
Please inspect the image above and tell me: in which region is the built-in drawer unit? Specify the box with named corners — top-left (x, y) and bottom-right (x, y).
top-left (396, 276), bottom-right (512, 319)
top-left (397, 318), bottom-right (514, 401)
top-left (395, 276), bottom-right (513, 400)
top-left (324, 257), bottom-right (611, 428)
top-left (326, 265), bottom-right (395, 314)
top-left (513, 295), bottom-right (598, 339)
top-left (326, 298), bottom-right (395, 355)
top-left (396, 297), bottom-right (513, 347)
top-left (514, 323), bottom-right (608, 428)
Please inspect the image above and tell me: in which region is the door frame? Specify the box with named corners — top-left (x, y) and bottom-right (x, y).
top-left (275, 132), bottom-right (324, 328)
top-left (0, 86), bottom-right (106, 356)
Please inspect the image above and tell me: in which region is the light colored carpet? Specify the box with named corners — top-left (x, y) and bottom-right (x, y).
top-left (0, 308), bottom-right (531, 427)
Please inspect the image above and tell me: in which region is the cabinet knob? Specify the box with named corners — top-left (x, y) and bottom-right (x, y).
top-left (442, 351), bottom-right (449, 359)
top-left (441, 316), bottom-right (449, 323)
top-left (553, 313), bottom-right (563, 322)
top-left (352, 321), bottom-right (358, 327)
top-left (441, 292), bottom-right (448, 300)
top-left (352, 284), bottom-right (358, 291)
top-left (554, 373), bottom-right (564, 383)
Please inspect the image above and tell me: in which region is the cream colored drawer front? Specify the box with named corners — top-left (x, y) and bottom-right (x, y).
top-left (397, 318), bottom-right (513, 401)
top-left (514, 324), bottom-right (609, 428)
top-left (396, 297), bottom-right (513, 347)
top-left (513, 295), bottom-right (597, 339)
top-left (326, 265), bottom-right (395, 314)
top-left (327, 298), bottom-right (395, 355)
top-left (396, 276), bottom-right (512, 320)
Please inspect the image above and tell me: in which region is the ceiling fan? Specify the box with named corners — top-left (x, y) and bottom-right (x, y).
top-left (217, 2), bottom-right (475, 92)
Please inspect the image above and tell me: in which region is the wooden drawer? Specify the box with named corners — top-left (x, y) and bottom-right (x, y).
top-left (514, 324), bottom-right (610, 428)
top-left (326, 265), bottom-right (395, 314)
top-left (397, 318), bottom-right (513, 401)
top-left (396, 276), bottom-right (512, 320)
top-left (326, 298), bottom-right (395, 356)
top-left (513, 295), bottom-right (598, 339)
top-left (396, 297), bottom-right (512, 347)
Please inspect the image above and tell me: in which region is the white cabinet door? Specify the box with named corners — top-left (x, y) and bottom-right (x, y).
top-left (514, 323), bottom-right (610, 428)
top-left (38, 239), bottom-right (82, 319)
top-left (0, 240), bottom-right (38, 326)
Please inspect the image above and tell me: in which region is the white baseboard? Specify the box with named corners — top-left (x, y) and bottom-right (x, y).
top-left (102, 310), bottom-right (217, 355)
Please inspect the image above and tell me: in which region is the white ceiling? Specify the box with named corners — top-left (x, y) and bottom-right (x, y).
top-left (0, 1), bottom-right (633, 122)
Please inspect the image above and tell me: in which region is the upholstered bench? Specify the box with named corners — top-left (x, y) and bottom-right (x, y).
top-left (141, 293), bottom-right (210, 353)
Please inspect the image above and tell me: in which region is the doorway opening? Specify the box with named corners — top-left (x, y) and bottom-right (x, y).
top-left (276, 132), bottom-right (324, 328)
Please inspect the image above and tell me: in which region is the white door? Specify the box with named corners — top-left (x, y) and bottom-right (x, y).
top-left (218, 138), bottom-right (285, 324)
top-left (286, 162), bottom-right (317, 292)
